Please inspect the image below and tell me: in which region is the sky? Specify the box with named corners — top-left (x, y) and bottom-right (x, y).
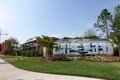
top-left (0, 0), bottom-right (120, 44)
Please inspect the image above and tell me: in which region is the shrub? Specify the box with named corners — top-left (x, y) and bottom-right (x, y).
top-left (113, 47), bottom-right (119, 56)
top-left (38, 55), bottom-right (70, 62)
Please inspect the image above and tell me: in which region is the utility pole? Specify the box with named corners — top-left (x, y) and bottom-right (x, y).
top-left (0, 29), bottom-right (8, 42)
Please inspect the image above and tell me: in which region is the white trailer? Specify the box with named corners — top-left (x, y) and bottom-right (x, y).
top-left (53, 39), bottom-right (113, 55)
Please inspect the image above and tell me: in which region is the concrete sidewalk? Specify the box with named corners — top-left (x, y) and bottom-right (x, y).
top-left (0, 58), bottom-right (103, 80)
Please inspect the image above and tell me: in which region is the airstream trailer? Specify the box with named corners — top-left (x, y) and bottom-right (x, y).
top-left (53, 39), bottom-right (113, 55)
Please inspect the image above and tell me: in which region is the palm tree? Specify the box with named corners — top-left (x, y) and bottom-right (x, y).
top-left (36, 35), bottom-right (54, 57)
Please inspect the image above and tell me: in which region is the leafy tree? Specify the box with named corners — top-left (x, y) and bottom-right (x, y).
top-left (83, 29), bottom-right (99, 39)
top-left (74, 37), bottom-right (82, 39)
top-left (111, 5), bottom-right (120, 56)
top-left (62, 37), bottom-right (71, 40)
top-left (36, 35), bottom-right (54, 57)
top-left (94, 9), bottom-right (113, 39)
top-left (6, 37), bottom-right (19, 55)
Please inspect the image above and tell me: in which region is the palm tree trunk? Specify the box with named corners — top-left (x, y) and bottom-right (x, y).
top-left (43, 47), bottom-right (47, 57)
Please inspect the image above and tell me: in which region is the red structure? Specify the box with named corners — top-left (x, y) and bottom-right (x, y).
top-left (1, 41), bottom-right (10, 55)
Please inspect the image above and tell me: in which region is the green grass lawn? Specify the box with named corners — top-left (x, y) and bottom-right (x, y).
top-left (2, 57), bottom-right (120, 80)
top-left (0, 55), bottom-right (24, 59)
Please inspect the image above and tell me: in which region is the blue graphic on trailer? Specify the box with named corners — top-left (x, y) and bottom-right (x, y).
top-left (65, 43), bottom-right (104, 55)
top-left (98, 45), bottom-right (103, 51)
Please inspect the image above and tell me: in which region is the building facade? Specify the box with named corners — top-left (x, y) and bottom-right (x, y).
top-left (21, 39), bottom-right (39, 51)
top-left (1, 41), bottom-right (10, 55)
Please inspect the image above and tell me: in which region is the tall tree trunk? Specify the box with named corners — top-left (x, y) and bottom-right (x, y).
top-left (105, 23), bottom-right (109, 39)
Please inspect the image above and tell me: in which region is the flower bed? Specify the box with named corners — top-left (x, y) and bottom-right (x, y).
top-left (67, 55), bottom-right (120, 62)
